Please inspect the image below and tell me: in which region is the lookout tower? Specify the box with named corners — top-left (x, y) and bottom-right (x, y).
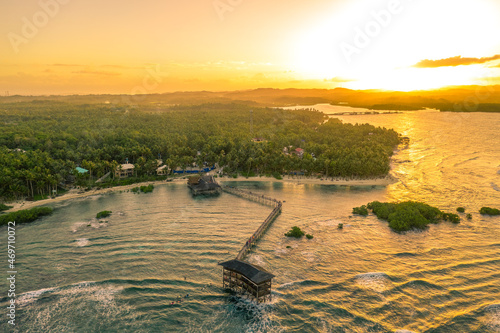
top-left (219, 259), bottom-right (274, 303)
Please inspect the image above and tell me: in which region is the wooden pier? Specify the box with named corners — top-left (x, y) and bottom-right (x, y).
top-left (219, 185), bottom-right (282, 302)
top-left (221, 185), bottom-right (281, 209)
top-left (235, 202), bottom-right (282, 260)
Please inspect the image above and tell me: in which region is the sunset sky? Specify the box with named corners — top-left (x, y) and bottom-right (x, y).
top-left (1, 0), bottom-right (500, 95)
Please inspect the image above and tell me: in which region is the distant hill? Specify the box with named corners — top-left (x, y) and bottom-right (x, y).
top-left (1, 86), bottom-right (499, 112)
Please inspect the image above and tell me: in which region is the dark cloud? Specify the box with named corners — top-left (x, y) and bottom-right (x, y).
top-left (413, 55), bottom-right (500, 68)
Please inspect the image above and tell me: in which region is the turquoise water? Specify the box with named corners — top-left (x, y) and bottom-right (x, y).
top-left (1, 110), bottom-right (500, 332)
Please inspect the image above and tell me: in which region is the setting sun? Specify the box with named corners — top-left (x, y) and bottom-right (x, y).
top-left (291, 0), bottom-right (500, 90)
top-left (1, 0), bottom-right (499, 93)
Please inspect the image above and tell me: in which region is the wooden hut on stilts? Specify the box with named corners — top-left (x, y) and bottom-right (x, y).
top-left (219, 259), bottom-right (274, 303)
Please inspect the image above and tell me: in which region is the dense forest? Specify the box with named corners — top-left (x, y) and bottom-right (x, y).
top-left (0, 101), bottom-right (401, 201)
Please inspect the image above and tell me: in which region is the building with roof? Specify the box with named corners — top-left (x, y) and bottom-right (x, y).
top-left (219, 259), bottom-right (274, 302)
top-left (293, 148), bottom-right (304, 157)
top-left (75, 167), bottom-right (88, 174)
top-left (187, 175), bottom-right (221, 195)
top-left (157, 165), bottom-right (170, 176)
top-left (173, 165), bottom-right (216, 174)
top-left (115, 163), bottom-right (135, 178)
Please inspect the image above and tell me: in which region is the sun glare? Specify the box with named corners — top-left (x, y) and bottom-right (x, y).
top-left (291, 0), bottom-right (500, 90)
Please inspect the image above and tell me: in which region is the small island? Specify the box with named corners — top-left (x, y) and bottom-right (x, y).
top-left (96, 210), bottom-right (112, 219)
top-left (479, 207), bottom-right (500, 216)
top-left (285, 226), bottom-right (313, 239)
top-left (0, 207), bottom-right (53, 226)
top-left (353, 201), bottom-right (460, 232)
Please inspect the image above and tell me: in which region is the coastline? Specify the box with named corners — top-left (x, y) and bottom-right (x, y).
top-left (216, 175), bottom-right (397, 186)
top-left (4, 179), bottom-right (185, 213)
top-left (4, 174), bottom-right (397, 213)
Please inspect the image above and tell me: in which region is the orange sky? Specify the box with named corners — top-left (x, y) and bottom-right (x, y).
top-left (1, 0), bottom-right (500, 95)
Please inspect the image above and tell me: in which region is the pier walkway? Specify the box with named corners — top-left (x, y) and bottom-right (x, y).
top-left (219, 185), bottom-right (282, 302)
top-left (221, 185), bottom-right (282, 260)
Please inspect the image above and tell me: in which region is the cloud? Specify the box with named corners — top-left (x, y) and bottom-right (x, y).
top-left (52, 63), bottom-right (82, 67)
top-left (100, 64), bottom-right (143, 70)
top-left (72, 70), bottom-right (121, 76)
top-left (413, 55), bottom-right (500, 68)
top-left (323, 77), bottom-right (353, 83)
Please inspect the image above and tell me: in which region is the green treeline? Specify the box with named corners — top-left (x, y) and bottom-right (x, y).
top-left (96, 210), bottom-right (112, 219)
top-left (0, 204), bottom-right (13, 212)
top-left (0, 101), bottom-right (401, 201)
top-left (480, 207), bottom-right (500, 215)
top-left (0, 207), bottom-right (53, 226)
top-left (352, 205), bottom-right (369, 216)
top-left (354, 201), bottom-right (461, 232)
top-left (131, 184), bottom-right (154, 193)
top-left (285, 226), bottom-right (305, 238)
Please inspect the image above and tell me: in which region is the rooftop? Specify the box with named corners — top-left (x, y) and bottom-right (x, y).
top-left (119, 163), bottom-right (135, 170)
top-left (219, 259), bottom-right (274, 284)
top-left (75, 167), bottom-right (88, 174)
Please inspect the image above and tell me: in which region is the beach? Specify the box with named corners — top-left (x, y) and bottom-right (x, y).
top-left (5, 175), bottom-right (397, 213)
top-left (215, 175), bottom-right (397, 186)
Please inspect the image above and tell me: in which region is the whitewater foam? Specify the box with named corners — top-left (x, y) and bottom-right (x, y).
top-left (301, 251), bottom-right (317, 263)
top-left (277, 280), bottom-right (306, 290)
top-left (355, 272), bottom-right (391, 293)
top-left (18, 281), bottom-right (128, 332)
top-left (72, 219), bottom-right (108, 232)
top-left (485, 304), bottom-right (500, 332)
top-left (17, 287), bottom-right (58, 306)
top-left (248, 254), bottom-right (267, 268)
top-left (317, 219), bottom-right (343, 227)
top-left (75, 238), bottom-right (90, 247)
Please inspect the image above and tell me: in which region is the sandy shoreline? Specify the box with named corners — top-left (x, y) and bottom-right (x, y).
top-left (5, 175), bottom-right (397, 213)
top-left (216, 175), bottom-right (397, 186)
top-left (5, 179), bottom-right (184, 213)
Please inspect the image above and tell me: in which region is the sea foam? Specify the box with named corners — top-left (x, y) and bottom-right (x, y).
top-left (485, 304), bottom-right (500, 332)
top-left (355, 272), bottom-right (391, 293)
top-left (75, 238), bottom-right (90, 247)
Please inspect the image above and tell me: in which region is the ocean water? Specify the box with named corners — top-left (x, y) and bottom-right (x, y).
top-left (1, 109), bottom-right (499, 332)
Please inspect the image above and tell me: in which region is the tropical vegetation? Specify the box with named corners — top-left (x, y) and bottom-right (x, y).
top-left (285, 226), bottom-right (305, 238)
top-left (0, 101), bottom-right (401, 201)
top-left (479, 207), bottom-right (500, 216)
top-left (352, 205), bottom-right (368, 216)
top-left (0, 207), bottom-right (53, 226)
top-left (353, 201), bottom-right (461, 232)
top-left (0, 204), bottom-right (13, 212)
top-left (131, 184), bottom-right (155, 193)
top-left (96, 210), bottom-right (112, 219)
